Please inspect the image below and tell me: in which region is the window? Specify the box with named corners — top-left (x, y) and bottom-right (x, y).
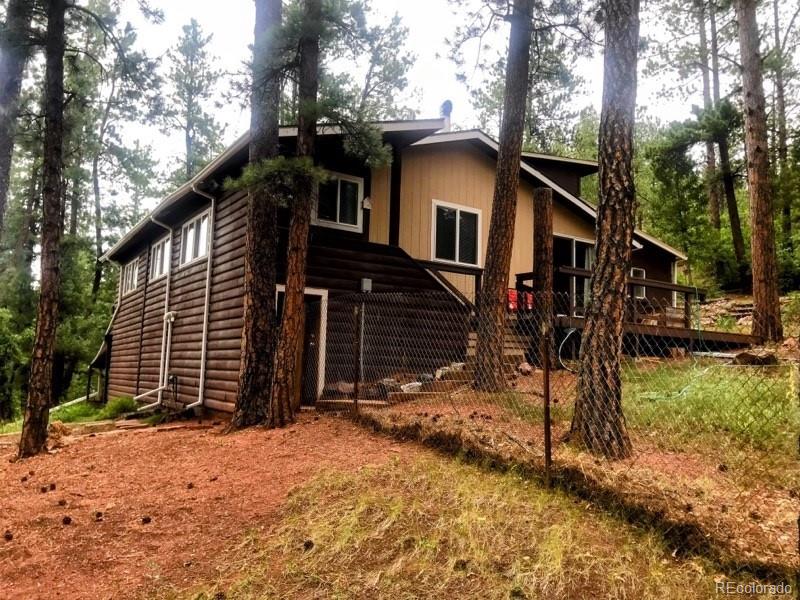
top-left (630, 267), bottom-right (647, 299)
top-left (180, 211), bottom-right (209, 265)
top-left (149, 236), bottom-right (170, 281)
top-left (121, 259), bottom-right (138, 295)
top-left (432, 201), bottom-right (480, 266)
top-left (314, 173), bottom-right (363, 231)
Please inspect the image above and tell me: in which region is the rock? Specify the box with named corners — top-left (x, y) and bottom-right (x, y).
top-left (400, 382), bottom-right (422, 393)
top-left (418, 373), bottom-right (434, 383)
top-left (435, 367), bottom-right (450, 380)
top-left (517, 362), bottom-right (533, 376)
top-left (449, 362), bottom-right (465, 371)
top-left (334, 381), bottom-right (354, 395)
top-left (377, 378), bottom-right (401, 398)
top-left (732, 350), bottom-right (778, 366)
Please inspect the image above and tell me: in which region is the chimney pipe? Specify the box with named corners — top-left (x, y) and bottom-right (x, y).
top-left (440, 100), bottom-right (453, 132)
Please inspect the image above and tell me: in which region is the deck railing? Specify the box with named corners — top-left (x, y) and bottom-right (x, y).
top-left (416, 259), bottom-right (483, 305)
top-left (515, 266), bottom-right (706, 329)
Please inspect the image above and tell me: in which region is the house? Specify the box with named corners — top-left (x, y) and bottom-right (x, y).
top-left (97, 118), bottom-right (689, 413)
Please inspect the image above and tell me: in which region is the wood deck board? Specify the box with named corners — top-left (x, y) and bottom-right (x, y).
top-left (554, 316), bottom-right (760, 346)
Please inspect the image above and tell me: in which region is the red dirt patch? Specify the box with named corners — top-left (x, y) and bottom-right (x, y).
top-left (0, 413), bottom-right (415, 599)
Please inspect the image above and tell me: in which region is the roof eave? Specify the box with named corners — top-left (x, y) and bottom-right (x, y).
top-left (105, 119), bottom-right (446, 261)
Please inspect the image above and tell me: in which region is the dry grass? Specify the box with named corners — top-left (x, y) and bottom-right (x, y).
top-left (177, 455), bottom-right (776, 599)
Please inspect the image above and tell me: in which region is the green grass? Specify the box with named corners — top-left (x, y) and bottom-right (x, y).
top-left (622, 361), bottom-right (797, 451)
top-left (0, 396), bottom-right (138, 434)
top-left (174, 456), bottom-right (777, 600)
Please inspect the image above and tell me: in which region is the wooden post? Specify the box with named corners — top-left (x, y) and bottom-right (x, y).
top-left (533, 188), bottom-right (554, 367)
top-left (532, 188), bottom-right (554, 296)
top-left (683, 291), bottom-right (692, 328)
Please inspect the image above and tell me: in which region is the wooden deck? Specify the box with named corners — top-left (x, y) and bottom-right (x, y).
top-left (554, 315), bottom-right (760, 349)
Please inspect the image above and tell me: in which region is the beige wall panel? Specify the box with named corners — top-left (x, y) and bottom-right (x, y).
top-left (368, 166), bottom-right (390, 244)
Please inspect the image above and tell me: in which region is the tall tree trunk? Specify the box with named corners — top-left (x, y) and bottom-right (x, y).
top-left (697, 1), bottom-right (721, 230)
top-left (736, 0), bottom-right (783, 341)
top-left (91, 153), bottom-right (103, 301)
top-left (474, 0), bottom-right (533, 391)
top-left (19, 0), bottom-right (67, 458)
top-left (271, 0), bottom-right (321, 423)
top-left (710, 1), bottom-right (748, 287)
top-left (231, 0), bottom-right (283, 428)
top-left (0, 0), bottom-right (34, 234)
top-left (569, 0), bottom-right (639, 460)
top-left (772, 0), bottom-right (790, 252)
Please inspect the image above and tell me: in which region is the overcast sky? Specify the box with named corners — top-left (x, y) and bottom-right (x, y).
top-left (116, 0), bottom-right (716, 209)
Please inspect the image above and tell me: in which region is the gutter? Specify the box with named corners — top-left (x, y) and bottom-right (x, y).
top-left (184, 182), bottom-right (218, 411)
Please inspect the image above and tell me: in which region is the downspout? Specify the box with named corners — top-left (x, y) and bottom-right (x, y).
top-left (184, 182), bottom-right (217, 411)
top-left (138, 214), bottom-right (174, 411)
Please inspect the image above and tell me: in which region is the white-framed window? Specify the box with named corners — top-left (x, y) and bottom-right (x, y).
top-left (313, 172), bottom-right (363, 232)
top-left (149, 235), bottom-right (170, 281)
top-left (431, 200), bottom-right (481, 266)
top-left (180, 210), bottom-right (210, 266)
top-left (630, 267), bottom-right (647, 299)
top-left (121, 259), bottom-right (139, 296)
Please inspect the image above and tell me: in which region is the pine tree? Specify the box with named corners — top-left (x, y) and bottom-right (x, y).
top-left (19, 0), bottom-right (67, 458)
top-left (569, 0), bottom-right (641, 459)
top-left (736, 0), bottom-right (783, 341)
top-left (271, 0), bottom-right (322, 423)
top-left (473, 0), bottom-right (534, 391)
top-left (161, 19), bottom-right (225, 185)
top-left (0, 0), bottom-right (35, 233)
top-left (232, 0), bottom-right (283, 428)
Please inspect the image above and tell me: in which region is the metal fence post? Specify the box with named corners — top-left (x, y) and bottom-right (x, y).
top-left (353, 301), bottom-right (364, 412)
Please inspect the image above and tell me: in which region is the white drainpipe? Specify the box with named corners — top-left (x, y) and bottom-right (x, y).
top-left (137, 214), bottom-right (174, 411)
top-left (184, 183), bottom-right (217, 411)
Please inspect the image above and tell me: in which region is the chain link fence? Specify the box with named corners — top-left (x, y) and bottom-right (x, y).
top-left (311, 290), bottom-right (798, 582)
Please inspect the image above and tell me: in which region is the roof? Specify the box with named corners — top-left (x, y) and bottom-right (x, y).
top-left (106, 119), bottom-right (686, 262)
top-left (413, 129), bottom-right (687, 260)
top-left (104, 119), bottom-right (446, 261)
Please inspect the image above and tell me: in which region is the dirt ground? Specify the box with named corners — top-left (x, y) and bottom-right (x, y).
top-left (0, 413), bottom-right (415, 599)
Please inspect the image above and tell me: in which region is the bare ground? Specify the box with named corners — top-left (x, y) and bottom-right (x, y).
top-left (0, 414), bottom-right (415, 600)
top-left (364, 395), bottom-right (799, 577)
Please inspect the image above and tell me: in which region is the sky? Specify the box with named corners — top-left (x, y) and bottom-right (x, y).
top-left (116, 0), bottom-right (707, 209)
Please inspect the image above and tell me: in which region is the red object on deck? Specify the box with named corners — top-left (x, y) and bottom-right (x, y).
top-left (507, 290), bottom-right (534, 312)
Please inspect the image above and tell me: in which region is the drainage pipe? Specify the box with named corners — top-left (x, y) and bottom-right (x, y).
top-left (150, 215), bottom-right (174, 408)
top-left (186, 182), bottom-right (218, 411)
